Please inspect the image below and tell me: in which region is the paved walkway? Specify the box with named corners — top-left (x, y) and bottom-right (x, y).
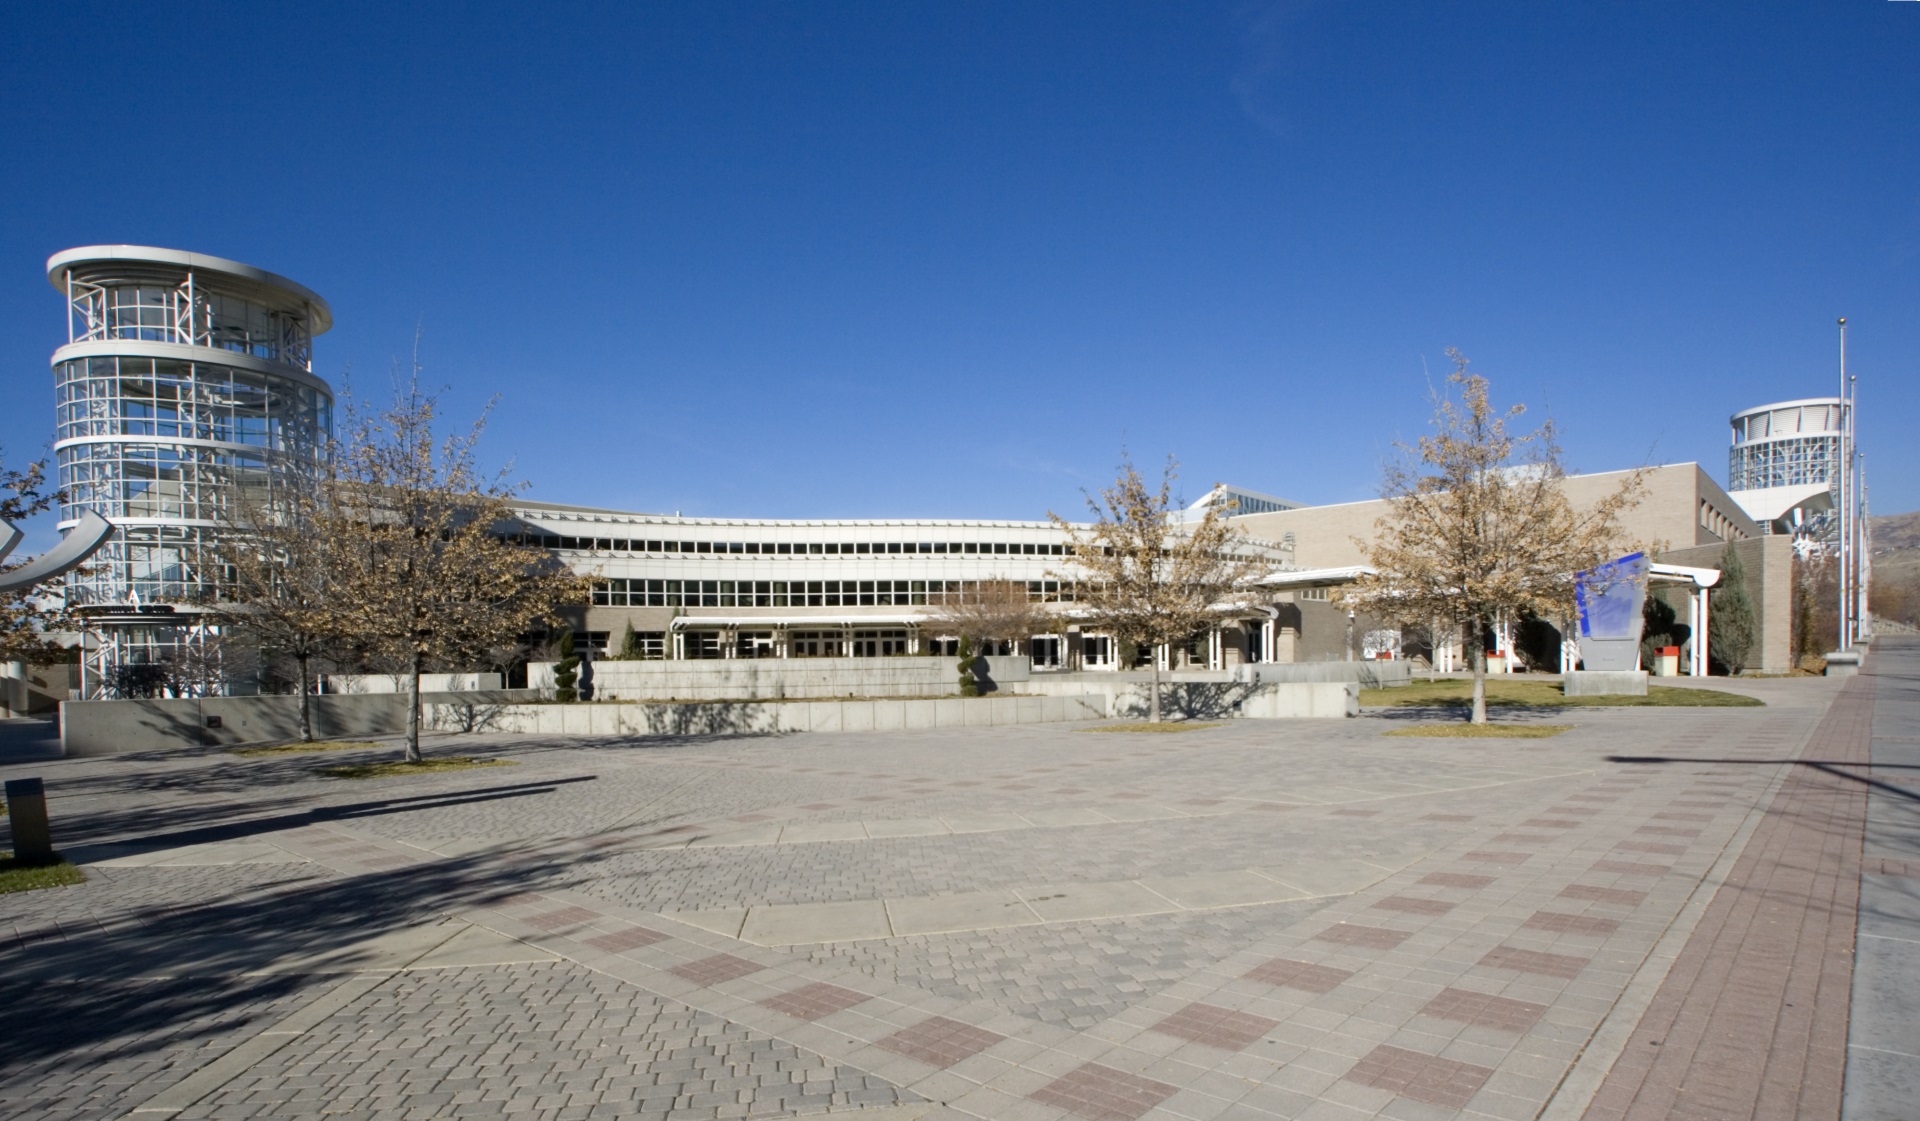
top-left (0, 660), bottom-right (1909, 1121)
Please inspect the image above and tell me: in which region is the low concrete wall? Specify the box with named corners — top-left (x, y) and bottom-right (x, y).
top-left (323, 673), bottom-right (504, 694)
top-left (1021, 675), bottom-right (1357, 719)
top-left (1563, 670), bottom-right (1649, 697)
top-left (1233, 661), bottom-right (1412, 689)
top-left (531, 655), bottom-right (1031, 700)
top-left (60, 690), bottom-right (539, 756)
top-left (425, 693), bottom-right (1107, 737)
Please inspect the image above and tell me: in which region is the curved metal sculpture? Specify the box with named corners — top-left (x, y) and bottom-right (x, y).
top-left (0, 510), bottom-right (113, 595)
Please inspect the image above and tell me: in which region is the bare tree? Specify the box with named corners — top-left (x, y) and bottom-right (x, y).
top-left (923, 579), bottom-right (1047, 650)
top-left (1337, 352), bottom-right (1644, 723)
top-left (211, 457), bottom-right (342, 743)
top-left (1049, 452), bottom-right (1273, 722)
top-left (325, 366), bottom-right (587, 763)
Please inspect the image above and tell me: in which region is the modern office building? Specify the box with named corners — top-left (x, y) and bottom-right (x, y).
top-left (39, 244), bottom-right (1794, 691)
top-left (1725, 398), bottom-right (1842, 537)
top-left (513, 499), bottom-right (1296, 669)
top-left (46, 246), bottom-right (334, 698)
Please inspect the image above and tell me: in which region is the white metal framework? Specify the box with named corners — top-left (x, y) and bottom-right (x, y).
top-left (46, 246), bottom-right (334, 698)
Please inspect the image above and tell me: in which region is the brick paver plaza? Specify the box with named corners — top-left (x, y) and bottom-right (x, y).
top-left (4, 640), bottom-right (1916, 1120)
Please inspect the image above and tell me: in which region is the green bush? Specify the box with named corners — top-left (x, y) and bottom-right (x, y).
top-left (553, 629), bottom-right (580, 703)
top-left (1710, 543), bottom-right (1757, 674)
top-left (957, 635), bottom-right (979, 697)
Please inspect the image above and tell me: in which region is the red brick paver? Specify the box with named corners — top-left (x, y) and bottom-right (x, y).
top-left (1421, 872), bottom-right (1497, 889)
top-left (1420, 986), bottom-right (1548, 1032)
top-left (1479, 945), bottom-right (1589, 979)
top-left (1244, 957), bottom-right (1354, 993)
top-left (760, 982), bottom-right (869, 1020)
top-left (1314, 923), bottom-right (1412, 949)
top-left (671, 953), bottom-right (766, 986)
top-left (1346, 1044), bottom-right (1495, 1109)
top-left (1526, 911), bottom-right (1620, 937)
top-left (877, 1015), bottom-right (1004, 1068)
top-left (1151, 1001), bottom-right (1280, 1050)
top-left (1030, 1062), bottom-right (1178, 1121)
top-left (1584, 675), bottom-right (1874, 1121)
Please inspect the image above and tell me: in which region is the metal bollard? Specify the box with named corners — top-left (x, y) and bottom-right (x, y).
top-left (5, 776), bottom-right (54, 862)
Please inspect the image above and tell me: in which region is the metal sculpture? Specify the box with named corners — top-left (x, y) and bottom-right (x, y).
top-left (1573, 552), bottom-right (1649, 671)
top-left (0, 510), bottom-right (113, 594)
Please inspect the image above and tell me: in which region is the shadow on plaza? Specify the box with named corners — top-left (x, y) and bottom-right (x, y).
top-left (45, 774), bottom-right (603, 862)
top-left (0, 834), bottom-right (616, 1071)
top-left (1608, 755), bottom-right (1920, 803)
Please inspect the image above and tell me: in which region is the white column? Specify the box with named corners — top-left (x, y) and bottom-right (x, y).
top-left (1696, 587), bottom-right (1711, 676)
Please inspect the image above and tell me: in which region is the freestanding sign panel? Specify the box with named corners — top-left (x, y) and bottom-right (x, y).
top-left (1575, 553), bottom-right (1648, 671)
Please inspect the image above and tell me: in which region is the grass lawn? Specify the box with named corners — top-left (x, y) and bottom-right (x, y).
top-left (1383, 723), bottom-right (1573, 739)
top-left (230, 740), bottom-right (384, 757)
top-left (1080, 722), bottom-right (1224, 734)
top-left (0, 856), bottom-right (86, 894)
top-left (1361, 679), bottom-right (1765, 709)
top-left (320, 757), bottom-right (515, 780)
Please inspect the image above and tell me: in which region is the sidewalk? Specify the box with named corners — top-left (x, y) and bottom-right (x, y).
top-left (0, 665), bottom-right (1906, 1121)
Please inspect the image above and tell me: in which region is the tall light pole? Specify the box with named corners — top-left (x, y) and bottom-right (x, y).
top-left (1837, 318), bottom-right (1849, 651)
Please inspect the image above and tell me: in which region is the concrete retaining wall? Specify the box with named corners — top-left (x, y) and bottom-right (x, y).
top-left (1020, 675), bottom-right (1357, 719)
top-left (60, 690), bottom-right (538, 757)
top-left (322, 673), bottom-right (504, 694)
top-left (530, 655), bottom-right (1031, 700)
top-left (430, 694), bottom-right (1108, 737)
top-left (1233, 661), bottom-right (1412, 689)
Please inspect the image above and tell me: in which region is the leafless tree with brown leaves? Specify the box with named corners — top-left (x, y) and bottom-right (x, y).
top-left (1336, 351), bottom-right (1644, 724)
top-left (324, 365), bottom-right (588, 763)
top-left (211, 450), bottom-right (344, 743)
top-left (1049, 452), bottom-right (1274, 722)
top-left (922, 578), bottom-right (1049, 653)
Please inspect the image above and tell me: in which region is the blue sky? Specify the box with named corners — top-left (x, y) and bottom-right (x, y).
top-left (3, 1), bottom-right (1916, 551)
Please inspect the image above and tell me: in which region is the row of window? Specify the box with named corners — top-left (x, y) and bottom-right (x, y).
top-left (71, 284), bottom-right (313, 367)
top-left (58, 442), bottom-right (282, 523)
top-left (591, 578), bottom-right (1075, 607)
top-left (525, 533), bottom-right (1074, 557)
top-left (56, 357), bottom-right (331, 450)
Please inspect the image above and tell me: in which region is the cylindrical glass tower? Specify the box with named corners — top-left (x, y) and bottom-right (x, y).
top-left (46, 246), bottom-right (334, 698)
top-left (1727, 398), bottom-right (1842, 491)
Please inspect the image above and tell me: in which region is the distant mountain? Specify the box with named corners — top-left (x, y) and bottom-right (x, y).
top-left (1870, 511), bottom-right (1920, 627)
top-left (1871, 510), bottom-right (1920, 556)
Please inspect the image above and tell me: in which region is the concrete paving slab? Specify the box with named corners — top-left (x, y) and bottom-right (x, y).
top-left (407, 924), bottom-right (561, 968)
top-left (659, 908), bottom-right (749, 938)
top-left (1017, 880), bottom-right (1180, 922)
top-left (741, 899), bottom-right (893, 944)
top-left (1090, 803), bottom-right (1189, 822)
top-left (88, 840), bottom-right (310, 867)
top-left (1018, 807), bottom-right (1114, 827)
top-left (254, 920), bottom-right (468, 974)
top-left (687, 823), bottom-right (786, 847)
top-left (941, 812), bottom-right (1034, 833)
top-left (778, 821), bottom-right (871, 844)
top-left (864, 817), bottom-right (950, 838)
top-left (1255, 857), bottom-right (1398, 897)
top-left (1140, 869), bottom-right (1312, 909)
top-left (886, 890), bottom-right (1042, 936)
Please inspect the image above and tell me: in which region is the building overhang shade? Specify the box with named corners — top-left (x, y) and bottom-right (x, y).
top-left (1251, 566), bottom-right (1377, 590)
top-left (1727, 484), bottom-right (1831, 525)
top-left (669, 615), bottom-right (932, 629)
top-left (1648, 562), bottom-right (1720, 588)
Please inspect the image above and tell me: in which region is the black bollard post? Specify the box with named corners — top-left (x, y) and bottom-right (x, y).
top-left (5, 777), bottom-right (54, 863)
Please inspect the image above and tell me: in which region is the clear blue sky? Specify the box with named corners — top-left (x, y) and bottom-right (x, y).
top-left (4, 1), bottom-right (1916, 551)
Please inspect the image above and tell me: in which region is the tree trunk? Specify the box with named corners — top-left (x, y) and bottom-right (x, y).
top-left (405, 647), bottom-right (423, 763)
top-left (1468, 617), bottom-right (1488, 724)
top-left (1149, 649), bottom-right (1163, 723)
top-left (297, 652), bottom-right (313, 743)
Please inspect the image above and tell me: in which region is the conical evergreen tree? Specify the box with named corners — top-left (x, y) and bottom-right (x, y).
top-left (1710, 543), bottom-right (1757, 675)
